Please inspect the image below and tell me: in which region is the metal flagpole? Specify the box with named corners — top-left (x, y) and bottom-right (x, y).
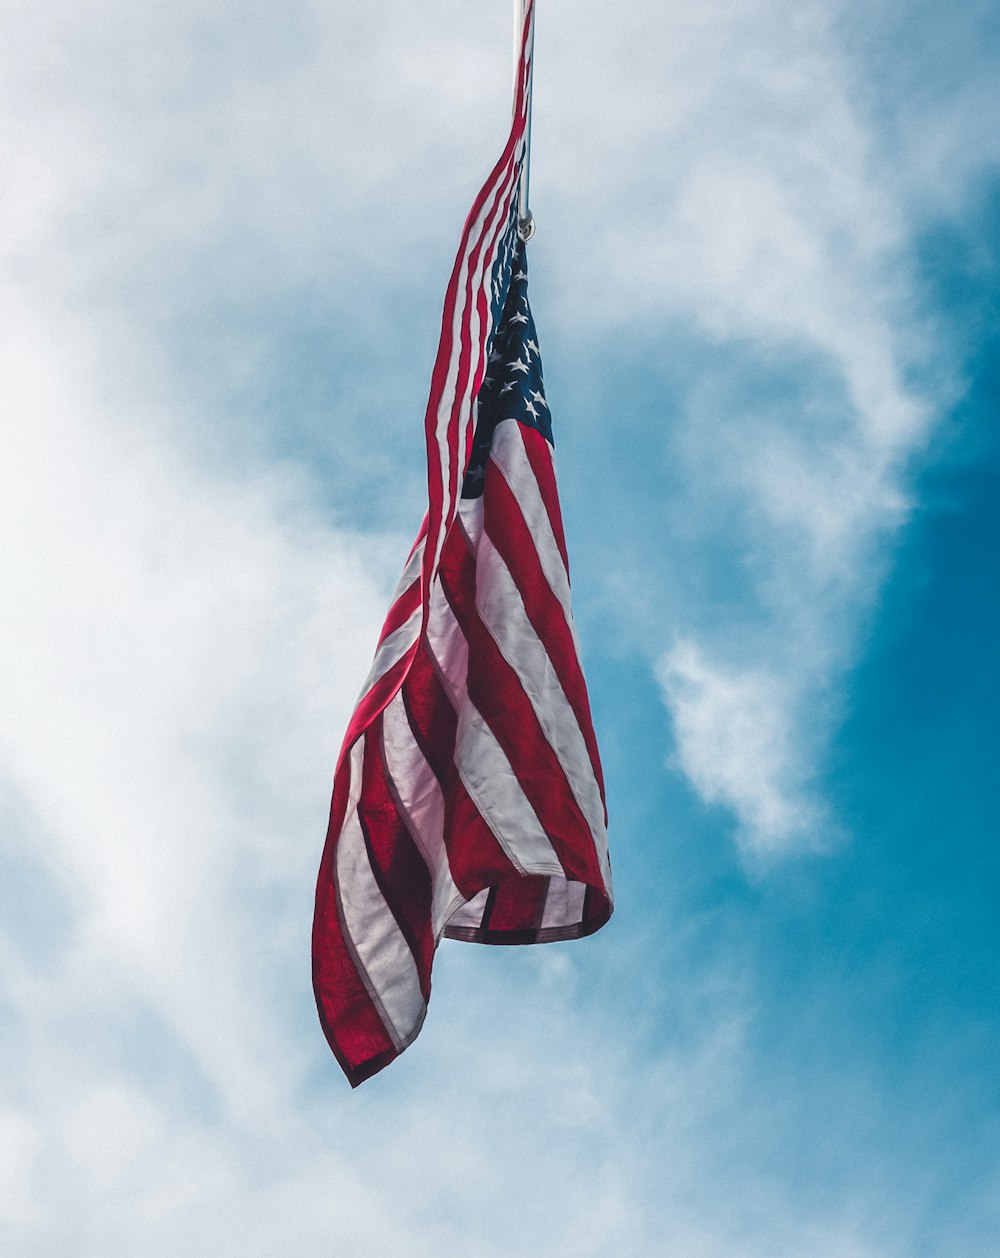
top-left (515, 0), bottom-right (535, 240)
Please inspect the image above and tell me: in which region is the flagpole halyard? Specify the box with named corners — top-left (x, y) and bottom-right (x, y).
top-left (515, 0), bottom-right (535, 240)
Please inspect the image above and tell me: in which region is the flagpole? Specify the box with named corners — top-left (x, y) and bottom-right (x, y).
top-left (515, 0), bottom-right (535, 240)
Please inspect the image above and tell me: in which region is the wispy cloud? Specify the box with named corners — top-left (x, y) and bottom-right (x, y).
top-left (0, 891), bottom-right (916, 1258)
top-left (658, 641), bottom-right (828, 857)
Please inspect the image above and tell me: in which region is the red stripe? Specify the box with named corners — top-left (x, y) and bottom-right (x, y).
top-left (431, 168), bottom-right (520, 606)
top-left (484, 875), bottom-right (549, 937)
top-left (408, 513), bottom-right (429, 557)
top-left (339, 644), bottom-right (417, 758)
top-left (472, 187), bottom-right (520, 397)
top-left (514, 8), bottom-right (533, 121)
top-left (482, 435), bottom-right (607, 811)
top-left (401, 639), bottom-right (457, 788)
top-left (376, 576), bottom-right (421, 645)
top-left (312, 757), bottom-right (398, 1086)
top-left (445, 775), bottom-right (525, 899)
top-left (436, 1), bottom-right (533, 544)
top-left (451, 177), bottom-right (521, 512)
top-left (422, 161), bottom-right (518, 578)
top-left (446, 180), bottom-right (514, 509)
top-left (431, 531), bottom-right (525, 896)
top-left (580, 885), bottom-right (613, 938)
top-left (360, 724), bottom-right (435, 997)
top-left (437, 526), bottom-right (605, 888)
top-left (421, 106), bottom-right (528, 616)
top-left (463, 606), bottom-right (605, 886)
top-left (520, 425), bottom-right (570, 574)
top-left (437, 511), bottom-right (477, 623)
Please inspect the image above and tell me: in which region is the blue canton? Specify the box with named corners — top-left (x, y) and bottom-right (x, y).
top-left (463, 236), bottom-right (552, 500)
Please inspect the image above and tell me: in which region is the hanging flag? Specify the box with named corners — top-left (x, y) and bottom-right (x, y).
top-left (312, 0), bottom-right (612, 1086)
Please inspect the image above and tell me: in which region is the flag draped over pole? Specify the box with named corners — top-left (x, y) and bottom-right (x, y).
top-left (312, 0), bottom-right (613, 1086)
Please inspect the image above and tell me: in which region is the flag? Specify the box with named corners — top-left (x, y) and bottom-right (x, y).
top-left (312, 0), bottom-right (613, 1086)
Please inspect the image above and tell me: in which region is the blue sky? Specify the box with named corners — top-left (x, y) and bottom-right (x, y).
top-left (1, 1), bottom-right (998, 1254)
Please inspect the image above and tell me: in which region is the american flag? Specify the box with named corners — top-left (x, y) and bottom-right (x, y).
top-left (312, 0), bottom-right (612, 1086)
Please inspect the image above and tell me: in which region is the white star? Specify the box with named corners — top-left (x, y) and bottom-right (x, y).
top-left (526, 338), bottom-right (540, 357)
top-left (500, 381), bottom-right (516, 393)
top-left (510, 357), bottom-right (530, 374)
top-left (510, 311), bottom-right (529, 325)
top-left (530, 389), bottom-right (548, 408)
top-left (525, 400), bottom-right (539, 419)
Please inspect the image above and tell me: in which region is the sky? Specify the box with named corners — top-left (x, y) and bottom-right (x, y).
top-left (1, 0), bottom-right (998, 1254)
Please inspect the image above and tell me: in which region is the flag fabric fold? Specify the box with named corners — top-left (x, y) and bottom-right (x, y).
top-left (312, 0), bottom-right (613, 1086)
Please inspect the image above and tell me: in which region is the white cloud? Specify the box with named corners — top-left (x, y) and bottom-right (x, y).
top-left (0, 1112), bottom-right (40, 1225)
top-left (0, 928), bottom-right (918, 1258)
top-left (63, 1085), bottom-right (165, 1189)
top-left (659, 641), bottom-right (827, 857)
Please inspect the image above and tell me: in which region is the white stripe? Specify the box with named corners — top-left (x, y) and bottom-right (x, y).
top-left (432, 181), bottom-right (516, 451)
top-left (541, 878), bottom-right (587, 930)
top-left (358, 603), bottom-right (420, 700)
top-left (446, 886), bottom-right (490, 932)
top-left (431, 154), bottom-right (523, 462)
top-left (424, 587), bottom-right (562, 876)
top-left (381, 692), bottom-right (465, 939)
top-left (457, 494), bottom-right (485, 550)
top-left (428, 156), bottom-right (524, 585)
top-left (425, 574), bottom-right (469, 711)
top-left (424, 27), bottom-right (529, 594)
top-left (336, 742), bottom-right (425, 1050)
top-left (454, 700), bottom-right (563, 875)
top-left (394, 536), bottom-right (426, 600)
top-left (488, 419), bottom-right (582, 658)
top-left (475, 532), bottom-right (611, 891)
